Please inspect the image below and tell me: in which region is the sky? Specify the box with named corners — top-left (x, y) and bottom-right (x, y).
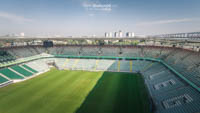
top-left (0, 0), bottom-right (200, 36)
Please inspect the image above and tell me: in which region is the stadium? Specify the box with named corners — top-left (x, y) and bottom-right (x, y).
top-left (0, 36), bottom-right (200, 113)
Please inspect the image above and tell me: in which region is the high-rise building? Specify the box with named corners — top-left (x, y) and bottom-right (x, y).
top-left (105, 32), bottom-right (113, 38)
top-left (114, 32), bottom-right (119, 38)
top-left (114, 30), bottom-right (123, 38)
top-left (109, 32), bottom-right (113, 38)
top-left (119, 30), bottom-right (123, 37)
top-left (106, 30), bottom-right (127, 38)
top-left (126, 32), bottom-right (135, 38)
top-left (105, 32), bottom-right (109, 38)
top-left (20, 32), bottom-right (25, 37)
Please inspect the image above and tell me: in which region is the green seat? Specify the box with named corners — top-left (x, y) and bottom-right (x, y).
top-left (0, 76), bottom-right (9, 84)
top-left (11, 65), bottom-right (33, 77)
top-left (22, 65), bottom-right (38, 73)
top-left (0, 68), bottom-right (24, 79)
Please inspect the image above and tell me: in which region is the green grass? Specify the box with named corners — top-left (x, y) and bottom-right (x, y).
top-left (0, 69), bottom-right (151, 113)
top-left (0, 69), bottom-right (103, 113)
top-left (76, 72), bottom-right (151, 113)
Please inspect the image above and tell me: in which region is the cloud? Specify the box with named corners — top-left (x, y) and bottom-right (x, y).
top-left (83, 3), bottom-right (112, 12)
top-left (88, 13), bottom-right (95, 17)
top-left (136, 18), bottom-right (199, 26)
top-left (0, 11), bottom-right (33, 23)
top-left (82, 0), bottom-right (117, 12)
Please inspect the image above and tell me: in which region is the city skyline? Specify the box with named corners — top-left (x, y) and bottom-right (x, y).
top-left (0, 0), bottom-right (200, 36)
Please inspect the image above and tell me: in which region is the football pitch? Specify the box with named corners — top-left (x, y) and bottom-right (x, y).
top-left (0, 68), bottom-right (151, 113)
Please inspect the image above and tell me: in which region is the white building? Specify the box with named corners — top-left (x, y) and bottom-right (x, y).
top-left (109, 32), bottom-right (113, 38)
top-left (20, 32), bottom-right (25, 37)
top-left (114, 30), bottom-right (123, 38)
top-left (126, 32), bottom-right (135, 38)
top-left (119, 30), bottom-right (123, 37)
top-left (106, 30), bottom-right (125, 38)
top-left (105, 32), bottom-right (113, 38)
top-left (114, 32), bottom-right (119, 38)
top-left (105, 32), bottom-right (109, 37)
